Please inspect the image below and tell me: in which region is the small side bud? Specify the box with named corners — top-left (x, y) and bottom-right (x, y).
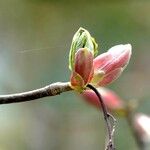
top-left (134, 113), bottom-right (150, 143)
top-left (69, 27), bottom-right (98, 70)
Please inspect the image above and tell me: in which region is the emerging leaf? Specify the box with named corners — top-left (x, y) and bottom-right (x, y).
top-left (69, 27), bottom-right (98, 70)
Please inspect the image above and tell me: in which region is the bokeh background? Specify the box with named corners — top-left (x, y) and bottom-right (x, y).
top-left (0, 0), bottom-right (150, 149)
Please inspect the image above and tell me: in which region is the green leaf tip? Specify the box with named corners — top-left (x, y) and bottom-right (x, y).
top-left (69, 27), bottom-right (98, 70)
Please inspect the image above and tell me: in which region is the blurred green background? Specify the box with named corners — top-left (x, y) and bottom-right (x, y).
top-left (0, 0), bottom-right (150, 149)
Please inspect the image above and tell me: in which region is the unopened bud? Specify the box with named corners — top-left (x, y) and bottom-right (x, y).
top-left (134, 113), bottom-right (150, 143)
top-left (81, 87), bottom-right (126, 116)
top-left (69, 27), bottom-right (98, 70)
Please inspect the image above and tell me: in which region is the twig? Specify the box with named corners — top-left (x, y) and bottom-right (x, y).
top-left (0, 81), bottom-right (117, 149)
top-left (87, 84), bottom-right (116, 150)
top-left (0, 82), bottom-right (72, 104)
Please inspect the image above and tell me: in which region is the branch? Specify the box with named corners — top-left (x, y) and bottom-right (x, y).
top-left (0, 82), bottom-right (72, 104)
top-left (87, 84), bottom-right (116, 150)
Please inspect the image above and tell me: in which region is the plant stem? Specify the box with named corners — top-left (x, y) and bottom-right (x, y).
top-left (0, 82), bottom-right (72, 104)
top-left (87, 84), bottom-right (116, 150)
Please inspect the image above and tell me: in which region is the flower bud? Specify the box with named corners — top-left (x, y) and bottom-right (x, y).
top-left (91, 44), bottom-right (132, 86)
top-left (134, 113), bottom-right (150, 143)
top-left (69, 27), bottom-right (98, 70)
top-left (70, 48), bottom-right (94, 92)
top-left (81, 87), bottom-right (125, 116)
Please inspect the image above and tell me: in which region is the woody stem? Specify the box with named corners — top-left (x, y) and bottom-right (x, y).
top-left (0, 82), bottom-right (72, 104)
top-left (87, 84), bottom-right (116, 150)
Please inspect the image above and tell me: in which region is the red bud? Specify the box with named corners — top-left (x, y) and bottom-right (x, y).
top-left (92, 44), bottom-right (132, 86)
top-left (70, 44), bottom-right (132, 92)
top-left (134, 113), bottom-right (150, 143)
top-left (81, 87), bottom-right (124, 113)
top-left (70, 48), bottom-right (94, 91)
